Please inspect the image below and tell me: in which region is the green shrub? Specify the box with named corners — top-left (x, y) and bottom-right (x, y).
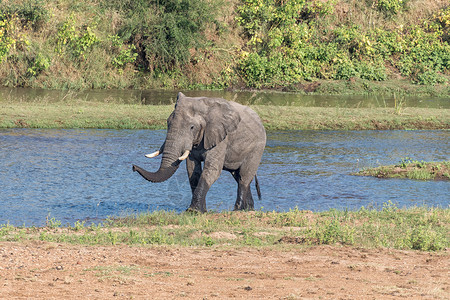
top-left (0, 18), bottom-right (16, 62)
top-left (416, 68), bottom-right (447, 85)
top-left (108, 35), bottom-right (137, 69)
top-left (55, 16), bottom-right (99, 59)
top-left (103, 0), bottom-right (220, 72)
top-left (307, 217), bottom-right (355, 245)
top-left (0, 0), bottom-right (49, 30)
top-left (335, 61), bottom-right (357, 80)
top-left (356, 59), bottom-right (387, 81)
top-left (236, 0), bottom-right (337, 86)
top-left (409, 226), bottom-right (446, 251)
top-left (0, 14), bottom-right (29, 63)
top-left (238, 52), bottom-right (272, 88)
top-left (236, 1), bottom-right (449, 87)
top-left (333, 25), bottom-right (374, 58)
top-left (27, 52), bottom-right (50, 76)
top-left (376, 0), bottom-right (408, 16)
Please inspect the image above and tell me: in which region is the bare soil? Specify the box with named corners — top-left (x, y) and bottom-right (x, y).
top-left (1, 241), bottom-right (448, 299)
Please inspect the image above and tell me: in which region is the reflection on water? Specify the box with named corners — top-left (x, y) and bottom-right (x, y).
top-left (0, 129), bottom-right (448, 226)
top-left (1, 87), bottom-right (449, 108)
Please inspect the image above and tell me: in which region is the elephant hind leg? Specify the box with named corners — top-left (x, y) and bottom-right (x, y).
top-left (235, 184), bottom-right (254, 211)
top-left (232, 170), bottom-right (254, 211)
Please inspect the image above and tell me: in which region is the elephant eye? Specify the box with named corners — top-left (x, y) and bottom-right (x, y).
top-left (190, 125), bottom-right (195, 130)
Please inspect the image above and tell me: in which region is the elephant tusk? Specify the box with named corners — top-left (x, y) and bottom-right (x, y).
top-left (178, 150), bottom-right (190, 161)
top-left (145, 150), bottom-right (160, 158)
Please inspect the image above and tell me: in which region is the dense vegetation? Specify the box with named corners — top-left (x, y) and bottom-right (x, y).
top-left (0, 0), bottom-right (448, 92)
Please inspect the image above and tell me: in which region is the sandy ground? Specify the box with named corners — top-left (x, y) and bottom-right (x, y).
top-left (0, 241), bottom-right (448, 299)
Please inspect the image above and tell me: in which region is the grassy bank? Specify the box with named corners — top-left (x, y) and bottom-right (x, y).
top-left (1, 204), bottom-right (449, 251)
top-left (356, 159), bottom-right (450, 180)
top-left (0, 0), bottom-right (448, 92)
top-left (1, 100), bottom-right (449, 130)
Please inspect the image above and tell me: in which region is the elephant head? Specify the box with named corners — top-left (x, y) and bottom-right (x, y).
top-left (132, 92), bottom-right (241, 183)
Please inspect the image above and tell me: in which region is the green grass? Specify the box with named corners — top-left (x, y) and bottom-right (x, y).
top-left (356, 160), bottom-right (450, 180)
top-left (1, 204), bottom-right (449, 251)
top-left (0, 100), bottom-right (172, 129)
top-left (1, 100), bottom-right (448, 130)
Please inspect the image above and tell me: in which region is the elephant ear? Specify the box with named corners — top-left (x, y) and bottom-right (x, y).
top-left (204, 99), bottom-right (241, 149)
top-left (174, 92), bottom-right (185, 109)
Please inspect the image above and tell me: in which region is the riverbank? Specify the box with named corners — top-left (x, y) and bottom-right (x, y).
top-left (0, 1), bottom-right (448, 91)
top-left (1, 100), bottom-right (449, 130)
top-left (2, 205), bottom-right (449, 251)
top-left (1, 206), bottom-right (449, 298)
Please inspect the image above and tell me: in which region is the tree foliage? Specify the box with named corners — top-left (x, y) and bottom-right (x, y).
top-left (0, 0), bottom-right (448, 89)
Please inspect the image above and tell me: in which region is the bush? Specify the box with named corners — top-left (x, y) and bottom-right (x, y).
top-left (108, 35), bottom-right (137, 69)
top-left (409, 226), bottom-right (446, 251)
top-left (0, 18), bottom-right (16, 63)
top-left (55, 16), bottom-right (99, 60)
top-left (376, 0), bottom-right (408, 16)
top-left (27, 52), bottom-right (50, 76)
top-left (104, 0), bottom-right (220, 72)
top-left (0, 0), bottom-right (449, 89)
top-left (0, 15), bottom-right (28, 63)
top-left (416, 68), bottom-right (447, 85)
top-left (235, 1), bottom-right (449, 87)
top-left (0, 0), bottom-right (49, 30)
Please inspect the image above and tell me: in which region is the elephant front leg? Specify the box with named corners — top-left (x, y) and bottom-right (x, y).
top-left (188, 158), bottom-right (223, 213)
top-left (186, 157), bottom-right (202, 194)
top-left (188, 177), bottom-right (209, 213)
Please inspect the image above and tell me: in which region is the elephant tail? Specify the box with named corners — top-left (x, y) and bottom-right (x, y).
top-left (255, 175), bottom-right (261, 200)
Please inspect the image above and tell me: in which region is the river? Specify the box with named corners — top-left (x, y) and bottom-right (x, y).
top-left (1, 128), bottom-right (448, 226)
top-left (0, 87), bottom-right (448, 108)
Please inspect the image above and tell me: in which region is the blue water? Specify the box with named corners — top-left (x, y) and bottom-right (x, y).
top-left (0, 129), bottom-right (448, 226)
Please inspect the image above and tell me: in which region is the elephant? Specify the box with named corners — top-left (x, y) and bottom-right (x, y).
top-left (132, 92), bottom-right (266, 212)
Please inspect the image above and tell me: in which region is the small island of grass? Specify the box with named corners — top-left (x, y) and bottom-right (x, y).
top-left (355, 159), bottom-right (450, 181)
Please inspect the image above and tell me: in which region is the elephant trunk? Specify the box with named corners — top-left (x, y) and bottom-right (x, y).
top-left (133, 137), bottom-right (187, 183)
top-left (132, 162), bottom-right (180, 183)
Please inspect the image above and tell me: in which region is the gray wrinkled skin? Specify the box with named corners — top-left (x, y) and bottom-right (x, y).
top-left (133, 92), bottom-right (266, 212)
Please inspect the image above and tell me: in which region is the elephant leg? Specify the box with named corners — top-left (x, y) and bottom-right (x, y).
top-left (232, 149), bottom-right (263, 211)
top-left (232, 170), bottom-right (254, 211)
top-left (188, 153), bottom-right (224, 213)
top-left (186, 157), bottom-right (202, 194)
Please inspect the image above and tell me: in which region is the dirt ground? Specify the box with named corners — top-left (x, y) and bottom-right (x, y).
top-left (0, 241), bottom-right (448, 299)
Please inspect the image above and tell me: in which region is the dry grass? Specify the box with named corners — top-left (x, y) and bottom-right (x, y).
top-left (334, 0), bottom-right (449, 30)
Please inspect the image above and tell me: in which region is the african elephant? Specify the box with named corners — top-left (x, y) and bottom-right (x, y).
top-left (132, 92), bottom-right (266, 212)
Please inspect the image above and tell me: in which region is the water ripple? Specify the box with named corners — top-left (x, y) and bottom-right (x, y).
top-left (0, 129), bottom-right (448, 226)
